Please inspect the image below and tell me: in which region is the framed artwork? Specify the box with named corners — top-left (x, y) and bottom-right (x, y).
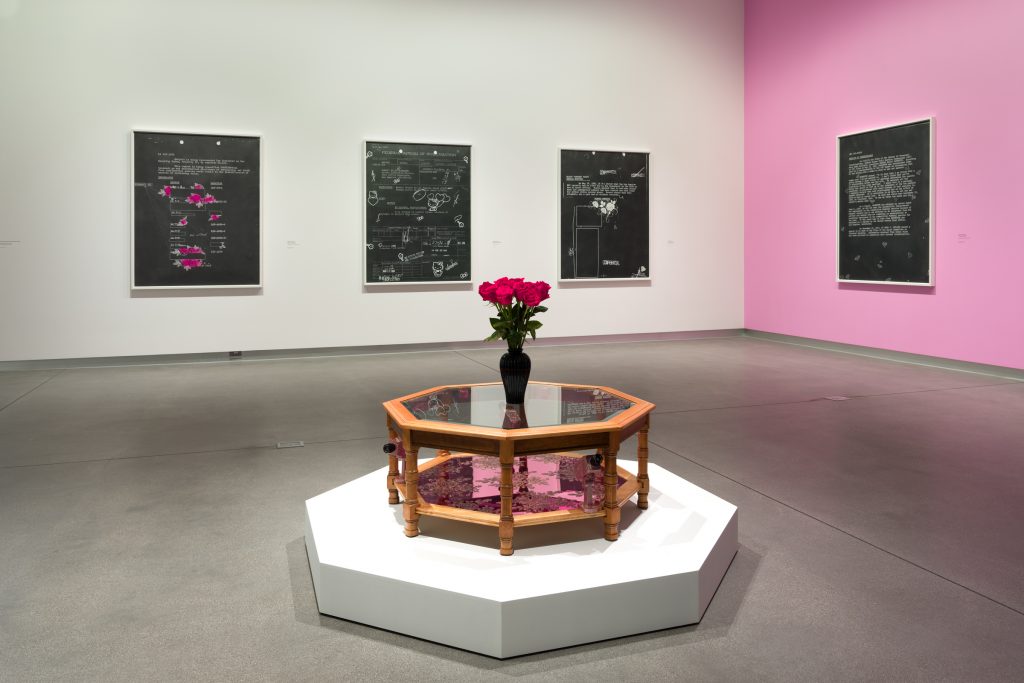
top-left (132, 130), bottom-right (261, 289)
top-left (837, 119), bottom-right (933, 285)
top-left (364, 140), bottom-right (471, 285)
top-left (559, 149), bottom-right (650, 281)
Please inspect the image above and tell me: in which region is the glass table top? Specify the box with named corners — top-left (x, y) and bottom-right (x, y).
top-left (401, 383), bottom-right (634, 429)
top-left (417, 453), bottom-right (626, 515)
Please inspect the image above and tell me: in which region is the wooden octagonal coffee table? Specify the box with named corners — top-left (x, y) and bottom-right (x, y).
top-left (382, 381), bottom-right (655, 555)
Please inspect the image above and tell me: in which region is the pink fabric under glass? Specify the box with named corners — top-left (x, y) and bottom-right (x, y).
top-left (417, 454), bottom-right (625, 515)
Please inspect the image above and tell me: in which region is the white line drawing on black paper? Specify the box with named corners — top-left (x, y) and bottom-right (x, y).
top-left (574, 205), bottom-right (602, 228)
top-left (573, 228), bottom-right (600, 279)
top-left (398, 250), bottom-right (424, 262)
top-left (592, 198), bottom-right (618, 219)
top-left (631, 166), bottom-right (646, 178)
top-left (572, 205), bottom-right (604, 278)
top-left (366, 143), bottom-right (471, 284)
top-left (367, 191), bottom-right (379, 206)
top-left (426, 192), bottom-right (450, 212)
top-left (632, 265), bottom-right (647, 278)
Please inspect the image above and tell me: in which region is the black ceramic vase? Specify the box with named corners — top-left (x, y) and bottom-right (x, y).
top-left (499, 348), bottom-right (531, 404)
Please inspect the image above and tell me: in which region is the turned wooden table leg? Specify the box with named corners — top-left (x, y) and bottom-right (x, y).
top-left (637, 417), bottom-right (650, 510)
top-left (403, 442), bottom-right (420, 538)
top-left (499, 443), bottom-right (515, 555)
top-left (603, 441), bottom-right (621, 541)
top-left (386, 421), bottom-right (400, 505)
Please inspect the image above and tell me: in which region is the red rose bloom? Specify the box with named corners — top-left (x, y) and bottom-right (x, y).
top-left (520, 283), bottom-right (543, 307)
top-left (533, 280), bottom-right (551, 303)
top-left (478, 281), bottom-right (497, 303)
top-left (511, 278), bottom-right (531, 302)
top-left (494, 284), bottom-right (515, 306)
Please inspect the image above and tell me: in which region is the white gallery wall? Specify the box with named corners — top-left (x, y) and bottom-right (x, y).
top-left (0, 0), bottom-right (744, 361)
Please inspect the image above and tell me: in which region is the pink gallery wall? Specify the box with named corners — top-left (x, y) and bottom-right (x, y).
top-left (744, 0), bottom-right (1024, 369)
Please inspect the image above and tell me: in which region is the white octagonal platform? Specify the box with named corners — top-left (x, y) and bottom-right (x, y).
top-left (304, 460), bottom-right (737, 658)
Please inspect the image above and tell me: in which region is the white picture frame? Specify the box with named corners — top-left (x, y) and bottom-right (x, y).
top-left (558, 148), bottom-right (651, 282)
top-left (363, 139), bottom-right (473, 286)
top-left (836, 118), bottom-right (934, 287)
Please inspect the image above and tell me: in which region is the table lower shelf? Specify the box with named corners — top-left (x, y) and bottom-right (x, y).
top-left (395, 451), bottom-right (640, 527)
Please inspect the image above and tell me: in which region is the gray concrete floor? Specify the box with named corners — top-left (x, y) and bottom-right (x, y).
top-left (1, 337), bottom-right (1022, 681)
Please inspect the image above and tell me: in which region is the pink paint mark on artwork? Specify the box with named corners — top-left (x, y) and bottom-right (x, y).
top-left (158, 185), bottom-right (173, 198)
top-left (176, 258), bottom-right (204, 271)
top-left (177, 217), bottom-right (188, 226)
top-left (208, 213), bottom-right (221, 221)
top-left (185, 192), bottom-right (216, 207)
top-left (192, 183), bottom-right (204, 190)
top-left (174, 246), bottom-right (205, 256)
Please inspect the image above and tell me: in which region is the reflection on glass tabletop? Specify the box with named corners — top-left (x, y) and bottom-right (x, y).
top-left (400, 383), bottom-right (635, 429)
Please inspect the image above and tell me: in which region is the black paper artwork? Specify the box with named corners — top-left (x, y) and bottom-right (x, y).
top-left (560, 149), bottom-right (650, 280)
top-left (133, 131), bottom-right (261, 288)
top-left (838, 120), bottom-right (932, 285)
top-left (364, 141), bottom-right (471, 284)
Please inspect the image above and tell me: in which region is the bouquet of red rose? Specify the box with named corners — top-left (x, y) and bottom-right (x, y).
top-left (478, 277), bottom-right (551, 350)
